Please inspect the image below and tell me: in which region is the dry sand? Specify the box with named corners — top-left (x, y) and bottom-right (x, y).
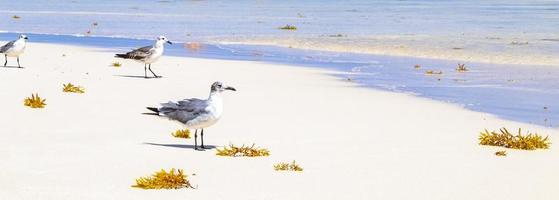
top-left (0, 42), bottom-right (557, 200)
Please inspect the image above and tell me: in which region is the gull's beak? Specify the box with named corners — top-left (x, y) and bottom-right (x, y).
top-left (24, 37), bottom-right (28, 40)
top-left (167, 41), bottom-right (173, 45)
top-left (225, 86), bottom-right (236, 91)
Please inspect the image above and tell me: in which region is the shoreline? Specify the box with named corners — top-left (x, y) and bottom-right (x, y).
top-left (210, 34), bottom-right (559, 67)
top-left (0, 42), bottom-right (557, 199)
top-left (2, 32), bottom-right (558, 127)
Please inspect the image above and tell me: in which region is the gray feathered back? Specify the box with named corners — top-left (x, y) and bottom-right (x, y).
top-left (158, 98), bottom-right (209, 124)
top-left (0, 40), bottom-right (15, 53)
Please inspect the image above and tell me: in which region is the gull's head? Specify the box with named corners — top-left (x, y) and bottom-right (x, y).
top-left (19, 35), bottom-right (28, 40)
top-left (211, 81), bottom-right (236, 93)
top-left (157, 36), bottom-right (172, 45)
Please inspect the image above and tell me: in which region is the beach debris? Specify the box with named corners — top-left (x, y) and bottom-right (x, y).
top-left (24, 93), bottom-right (46, 108)
top-left (132, 168), bottom-right (195, 189)
top-left (425, 70), bottom-right (443, 75)
top-left (12, 15), bottom-right (21, 19)
top-left (92, 22), bottom-right (98, 26)
top-left (510, 41), bottom-right (529, 45)
top-left (414, 64), bottom-right (421, 69)
top-left (216, 144), bottom-right (270, 157)
top-left (456, 63), bottom-right (468, 72)
top-left (274, 160), bottom-right (303, 172)
top-left (452, 47), bottom-right (463, 50)
top-left (172, 129), bottom-right (191, 139)
top-left (252, 51), bottom-right (264, 57)
top-left (62, 54), bottom-right (67, 57)
top-left (62, 83), bottom-right (85, 93)
top-left (328, 34), bottom-right (344, 37)
top-left (184, 42), bottom-right (202, 52)
top-left (85, 30), bottom-right (91, 35)
top-left (111, 62), bottom-right (122, 67)
top-left (479, 128), bottom-right (550, 150)
top-left (485, 36), bottom-right (501, 40)
top-left (495, 151), bottom-right (507, 156)
top-left (279, 24), bottom-right (297, 30)
top-left (297, 13), bottom-right (305, 18)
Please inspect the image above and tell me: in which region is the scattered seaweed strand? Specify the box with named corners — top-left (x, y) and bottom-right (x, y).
top-left (479, 128), bottom-right (550, 150)
top-left (111, 62), bottom-right (122, 67)
top-left (495, 151), bottom-right (507, 156)
top-left (279, 24), bottom-right (297, 30)
top-left (24, 93), bottom-right (46, 108)
top-left (62, 83), bottom-right (85, 93)
top-left (172, 129), bottom-right (191, 139)
top-left (274, 160), bottom-right (304, 171)
top-left (216, 144), bottom-right (270, 157)
top-left (132, 168), bottom-right (194, 189)
top-left (456, 63), bottom-right (468, 72)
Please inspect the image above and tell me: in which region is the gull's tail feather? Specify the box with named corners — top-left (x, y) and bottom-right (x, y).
top-left (143, 107), bottom-right (160, 116)
top-left (115, 54), bottom-right (130, 59)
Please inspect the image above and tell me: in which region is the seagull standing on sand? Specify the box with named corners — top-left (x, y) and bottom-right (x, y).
top-left (145, 82), bottom-right (236, 150)
top-left (115, 36), bottom-right (172, 78)
top-left (0, 35), bottom-right (28, 68)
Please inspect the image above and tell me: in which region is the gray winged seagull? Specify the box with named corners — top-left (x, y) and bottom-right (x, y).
top-left (145, 82), bottom-right (236, 150)
top-left (0, 34), bottom-right (28, 68)
top-left (115, 36), bottom-right (172, 78)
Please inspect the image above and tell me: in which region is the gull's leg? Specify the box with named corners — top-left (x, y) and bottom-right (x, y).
top-left (194, 129), bottom-right (199, 150)
top-left (144, 64), bottom-right (147, 78)
top-left (201, 129), bottom-right (205, 149)
top-left (3, 55), bottom-right (7, 67)
top-left (17, 57), bottom-right (21, 68)
top-left (148, 64), bottom-right (159, 78)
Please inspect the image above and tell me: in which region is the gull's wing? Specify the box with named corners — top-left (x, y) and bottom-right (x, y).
top-left (158, 98), bottom-right (209, 124)
top-left (115, 45), bottom-right (153, 59)
top-left (0, 40), bottom-right (15, 53)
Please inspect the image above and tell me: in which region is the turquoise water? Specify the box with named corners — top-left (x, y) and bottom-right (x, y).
top-left (2, 0), bottom-right (558, 40)
top-left (1, 1), bottom-right (558, 126)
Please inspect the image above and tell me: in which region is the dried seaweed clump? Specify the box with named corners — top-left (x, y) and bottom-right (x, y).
top-left (456, 63), bottom-right (468, 72)
top-left (62, 83), bottom-right (85, 93)
top-left (274, 160), bottom-right (303, 172)
top-left (479, 128), bottom-right (550, 150)
top-left (495, 151), bottom-right (507, 156)
top-left (172, 129), bottom-right (191, 139)
top-left (24, 93), bottom-right (46, 108)
top-left (132, 168), bottom-right (194, 189)
top-left (414, 64), bottom-right (421, 69)
top-left (111, 62), bottom-right (122, 67)
top-left (279, 24), bottom-right (297, 30)
top-left (425, 70), bottom-right (443, 75)
top-left (12, 15), bottom-right (21, 19)
top-left (216, 144), bottom-right (270, 157)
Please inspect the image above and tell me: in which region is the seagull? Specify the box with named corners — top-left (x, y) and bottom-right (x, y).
top-left (0, 34), bottom-right (28, 68)
top-left (115, 36), bottom-right (172, 78)
top-left (144, 82), bottom-right (236, 150)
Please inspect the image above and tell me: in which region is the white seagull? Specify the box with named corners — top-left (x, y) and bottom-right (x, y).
top-left (145, 82), bottom-right (236, 150)
top-left (0, 34), bottom-right (28, 68)
top-left (115, 36), bottom-right (172, 78)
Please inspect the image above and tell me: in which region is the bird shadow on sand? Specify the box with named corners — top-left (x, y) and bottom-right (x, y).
top-left (2, 66), bottom-right (24, 69)
top-left (143, 142), bottom-right (217, 150)
top-left (114, 75), bottom-right (163, 79)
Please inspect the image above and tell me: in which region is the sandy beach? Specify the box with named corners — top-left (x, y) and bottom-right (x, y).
top-left (0, 42), bottom-right (557, 199)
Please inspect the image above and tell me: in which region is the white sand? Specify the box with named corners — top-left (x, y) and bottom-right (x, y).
top-left (0, 42), bottom-right (557, 200)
